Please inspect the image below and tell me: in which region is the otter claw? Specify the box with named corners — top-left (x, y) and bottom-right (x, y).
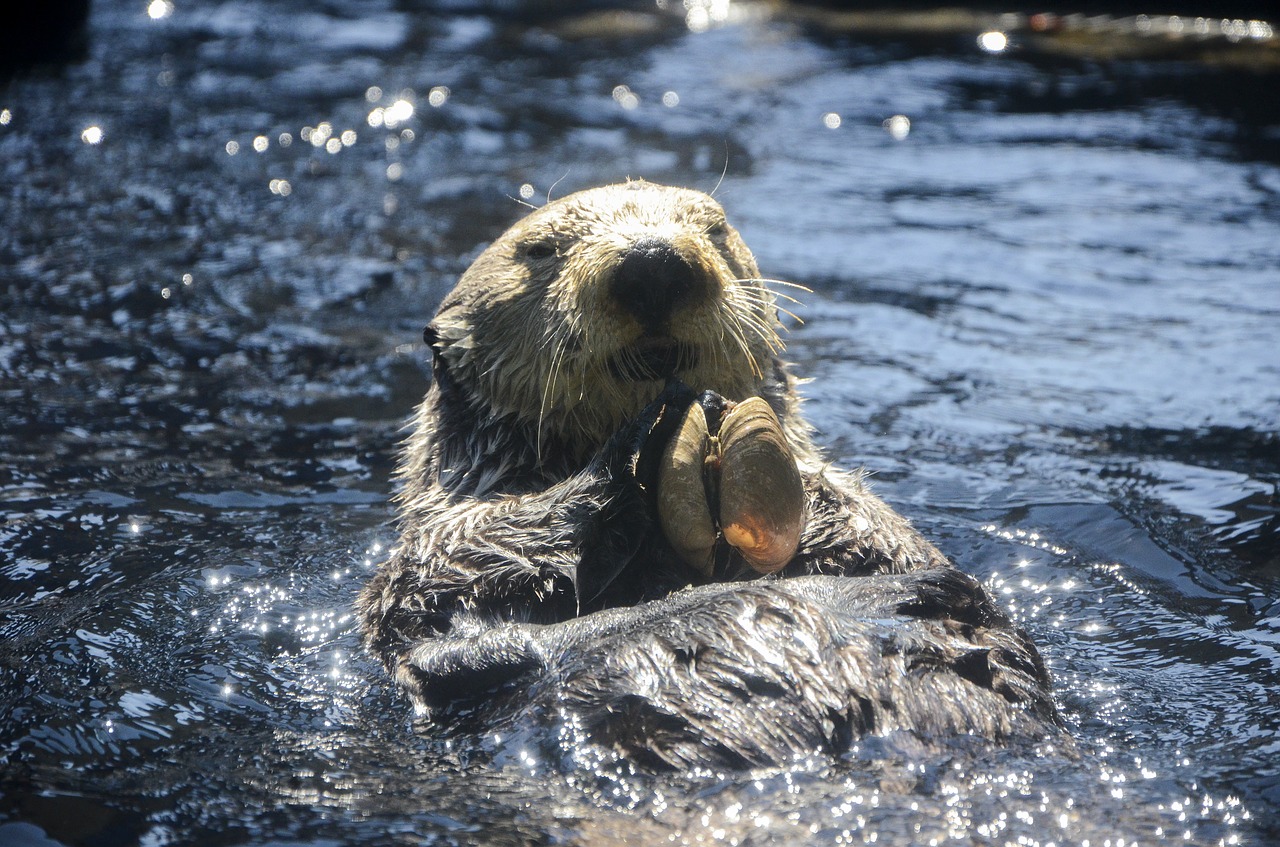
top-left (657, 396), bottom-right (805, 577)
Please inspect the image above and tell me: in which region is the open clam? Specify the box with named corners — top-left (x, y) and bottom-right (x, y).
top-left (657, 395), bottom-right (805, 577)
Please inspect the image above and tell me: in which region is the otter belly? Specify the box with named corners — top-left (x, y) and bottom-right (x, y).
top-left (449, 572), bottom-right (1062, 771)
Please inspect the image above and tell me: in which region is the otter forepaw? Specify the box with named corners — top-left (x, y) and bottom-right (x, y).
top-left (656, 395), bottom-right (806, 577)
top-left (398, 627), bottom-right (544, 712)
top-left (598, 379), bottom-right (697, 488)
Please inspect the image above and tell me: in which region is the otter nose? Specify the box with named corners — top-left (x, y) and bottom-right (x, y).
top-left (610, 237), bottom-right (706, 330)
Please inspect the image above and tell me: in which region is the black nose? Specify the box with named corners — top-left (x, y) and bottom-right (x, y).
top-left (610, 238), bottom-right (706, 331)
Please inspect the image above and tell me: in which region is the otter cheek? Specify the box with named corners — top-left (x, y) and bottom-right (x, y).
top-left (716, 397), bottom-right (805, 574)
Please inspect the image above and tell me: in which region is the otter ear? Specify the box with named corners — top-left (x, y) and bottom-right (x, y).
top-left (422, 323), bottom-right (453, 389)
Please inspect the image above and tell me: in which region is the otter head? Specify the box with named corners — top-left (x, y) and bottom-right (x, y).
top-left (427, 180), bottom-right (790, 460)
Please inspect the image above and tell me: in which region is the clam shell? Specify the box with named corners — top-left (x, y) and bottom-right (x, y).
top-left (657, 400), bottom-right (717, 577)
top-left (716, 397), bottom-right (805, 574)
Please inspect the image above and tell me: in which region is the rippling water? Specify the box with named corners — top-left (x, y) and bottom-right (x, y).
top-left (2, 2), bottom-right (1277, 845)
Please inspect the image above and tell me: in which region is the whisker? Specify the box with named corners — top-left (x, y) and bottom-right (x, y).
top-left (547, 169), bottom-right (571, 204)
top-left (774, 306), bottom-right (804, 326)
top-left (710, 140), bottom-right (729, 198)
top-left (719, 290), bottom-right (765, 379)
top-left (537, 330), bottom-right (570, 462)
top-left (768, 291), bottom-right (806, 307)
top-left (506, 193), bottom-right (539, 211)
top-left (749, 276), bottom-right (813, 294)
top-left (731, 293), bottom-right (787, 357)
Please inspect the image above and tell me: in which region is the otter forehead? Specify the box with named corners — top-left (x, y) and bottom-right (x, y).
top-left (517, 181), bottom-right (728, 237)
top-left (439, 180), bottom-right (753, 328)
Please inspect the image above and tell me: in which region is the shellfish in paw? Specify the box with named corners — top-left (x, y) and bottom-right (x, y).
top-left (657, 395), bottom-right (805, 576)
top-left (717, 397), bottom-right (805, 574)
top-left (657, 400), bottom-right (718, 577)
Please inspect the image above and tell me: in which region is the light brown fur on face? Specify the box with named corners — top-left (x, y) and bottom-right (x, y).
top-left (429, 180), bottom-right (788, 460)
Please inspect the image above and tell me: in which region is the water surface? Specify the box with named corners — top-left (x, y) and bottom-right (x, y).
top-left (1, 2), bottom-right (1277, 844)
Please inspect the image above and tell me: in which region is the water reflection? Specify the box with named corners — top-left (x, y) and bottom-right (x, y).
top-left (977, 31), bottom-right (1008, 54)
top-left (147, 0), bottom-right (174, 22)
top-left (881, 114), bottom-right (910, 140)
top-left (0, 0), bottom-right (1277, 842)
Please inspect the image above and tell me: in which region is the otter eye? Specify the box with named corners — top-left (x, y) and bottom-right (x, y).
top-left (524, 242), bottom-right (556, 260)
top-left (706, 220), bottom-right (728, 238)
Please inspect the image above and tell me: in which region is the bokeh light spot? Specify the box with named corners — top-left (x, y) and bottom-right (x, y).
top-left (612, 85), bottom-right (640, 110)
top-left (978, 31), bottom-right (1008, 53)
top-left (385, 99), bottom-right (414, 128)
top-left (883, 114), bottom-right (911, 140)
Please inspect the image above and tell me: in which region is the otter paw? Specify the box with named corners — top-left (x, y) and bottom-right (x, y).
top-left (657, 395), bottom-right (806, 577)
top-left (717, 397), bottom-right (806, 574)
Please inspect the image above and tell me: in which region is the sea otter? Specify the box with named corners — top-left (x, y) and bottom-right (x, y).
top-left (358, 181), bottom-right (1058, 768)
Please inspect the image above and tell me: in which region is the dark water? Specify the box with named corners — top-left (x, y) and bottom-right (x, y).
top-left (2, 2), bottom-right (1278, 845)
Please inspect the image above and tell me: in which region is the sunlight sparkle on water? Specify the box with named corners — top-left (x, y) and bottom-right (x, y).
top-left (147, 0), bottom-right (174, 20)
top-left (81, 125), bottom-right (104, 145)
top-left (822, 112), bottom-right (841, 129)
top-left (385, 98), bottom-right (414, 127)
top-left (306, 122), bottom-right (332, 148)
top-left (978, 31), bottom-right (1008, 54)
top-left (883, 114), bottom-right (911, 140)
top-left (1, 109), bottom-right (12, 125)
top-left (612, 85), bottom-right (640, 111)
top-left (683, 0), bottom-right (731, 32)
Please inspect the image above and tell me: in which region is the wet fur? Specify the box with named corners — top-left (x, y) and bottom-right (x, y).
top-left (358, 181), bottom-right (1059, 766)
